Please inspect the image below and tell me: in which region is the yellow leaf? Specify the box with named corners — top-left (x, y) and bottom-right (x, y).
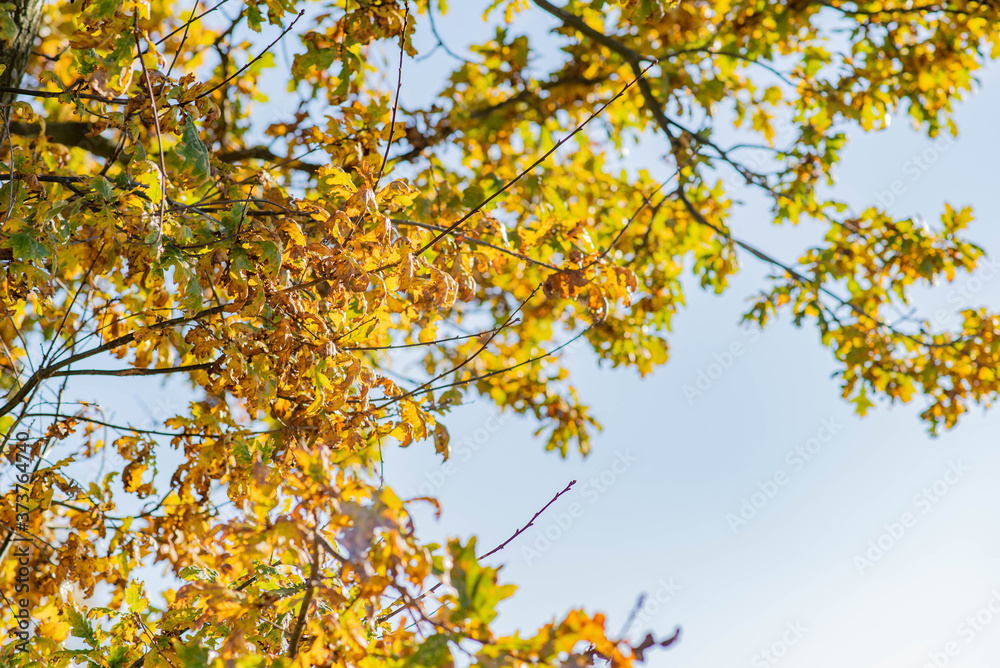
top-left (131, 160), bottom-right (164, 203)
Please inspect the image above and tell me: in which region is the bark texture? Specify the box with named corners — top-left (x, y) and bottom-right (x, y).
top-left (0, 0), bottom-right (44, 105)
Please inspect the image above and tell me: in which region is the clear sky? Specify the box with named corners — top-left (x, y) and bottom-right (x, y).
top-left (31, 3), bottom-right (1000, 667)
top-left (376, 5), bottom-right (1000, 668)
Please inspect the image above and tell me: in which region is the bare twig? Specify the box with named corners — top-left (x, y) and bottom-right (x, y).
top-left (22, 411), bottom-right (275, 438)
top-left (479, 480), bottom-right (576, 559)
top-left (133, 20), bottom-right (168, 246)
top-left (374, 286), bottom-right (538, 409)
top-left (217, 145), bottom-right (320, 174)
top-left (0, 305), bottom-right (225, 419)
top-left (378, 480), bottom-right (576, 624)
top-left (391, 218), bottom-right (560, 270)
top-left (166, 0), bottom-right (203, 78)
top-left (155, 0), bottom-right (230, 46)
top-left (409, 62), bottom-right (656, 260)
top-left (619, 593), bottom-right (647, 637)
top-left (45, 360), bottom-right (216, 378)
top-left (377, 5), bottom-right (408, 188)
top-left (177, 10), bottom-right (305, 106)
top-left (406, 327), bottom-right (592, 399)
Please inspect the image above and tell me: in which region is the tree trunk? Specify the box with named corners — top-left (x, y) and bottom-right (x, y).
top-left (0, 0), bottom-right (44, 105)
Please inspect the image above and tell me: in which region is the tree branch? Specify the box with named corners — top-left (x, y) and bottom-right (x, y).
top-left (45, 360), bottom-right (216, 378)
top-left (532, 0), bottom-right (651, 64)
top-left (5, 121), bottom-right (119, 160)
top-left (217, 145), bottom-right (320, 174)
top-left (287, 525), bottom-right (321, 658)
top-left (0, 85), bottom-right (129, 104)
top-left (0, 305), bottom-right (225, 419)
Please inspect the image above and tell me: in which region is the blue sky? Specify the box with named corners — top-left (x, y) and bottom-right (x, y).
top-left (376, 5), bottom-right (1000, 668)
top-left (22, 3), bottom-right (1000, 667)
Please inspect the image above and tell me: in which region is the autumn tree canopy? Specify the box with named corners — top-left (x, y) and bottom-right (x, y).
top-left (1, 0), bottom-right (999, 665)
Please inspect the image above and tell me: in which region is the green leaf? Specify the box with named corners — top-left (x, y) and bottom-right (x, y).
top-left (333, 60), bottom-right (351, 98)
top-left (91, 177), bottom-right (115, 201)
top-left (172, 261), bottom-right (204, 312)
top-left (230, 247), bottom-right (254, 276)
top-left (406, 634), bottom-right (454, 668)
top-left (7, 232), bottom-right (48, 261)
top-left (246, 2), bottom-right (263, 31)
top-left (173, 642), bottom-right (212, 668)
top-left (87, 0), bottom-right (120, 20)
top-left (0, 4), bottom-right (15, 46)
top-left (235, 657), bottom-right (269, 668)
top-left (462, 184), bottom-right (485, 209)
top-left (232, 440), bottom-right (252, 467)
top-left (253, 239), bottom-right (282, 276)
top-left (183, 272), bottom-right (204, 312)
top-left (130, 141), bottom-right (147, 164)
top-left (852, 387), bottom-right (875, 417)
top-left (221, 201), bottom-right (248, 234)
top-left (106, 646), bottom-right (129, 668)
top-left (67, 605), bottom-right (98, 648)
top-left (176, 116), bottom-right (211, 183)
top-left (448, 538), bottom-right (516, 624)
top-left (292, 47), bottom-right (338, 82)
top-left (0, 415), bottom-right (13, 438)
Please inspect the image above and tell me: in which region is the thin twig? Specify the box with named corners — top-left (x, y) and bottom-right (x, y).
top-left (377, 5), bottom-right (408, 188)
top-left (379, 480), bottom-right (577, 624)
top-left (406, 327), bottom-right (592, 399)
top-left (156, 0), bottom-right (229, 46)
top-left (344, 323), bottom-right (507, 352)
top-left (22, 411), bottom-right (275, 438)
top-left (479, 480), bottom-right (576, 559)
top-left (425, 0), bottom-right (474, 63)
top-left (409, 62), bottom-right (657, 260)
top-left (166, 0), bottom-right (203, 78)
top-left (619, 593), bottom-right (647, 637)
top-left (45, 361), bottom-right (215, 378)
top-left (374, 286), bottom-right (537, 409)
top-left (391, 218), bottom-right (560, 270)
top-left (133, 21), bottom-right (168, 247)
top-left (0, 305), bottom-right (226, 419)
top-left (2, 107), bottom-right (15, 225)
top-left (177, 10), bottom-right (305, 106)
